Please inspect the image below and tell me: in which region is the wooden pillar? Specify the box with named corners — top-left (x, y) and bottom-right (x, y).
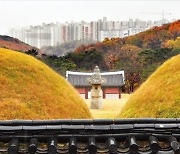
top-left (103, 88), bottom-right (106, 99)
top-left (85, 88), bottom-right (88, 99)
top-left (119, 87), bottom-right (121, 99)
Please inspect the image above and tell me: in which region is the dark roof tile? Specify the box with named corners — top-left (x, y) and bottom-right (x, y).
top-left (0, 119), bottom-right (179, 153)
top-left (67, 71), bottom-right (125, 87)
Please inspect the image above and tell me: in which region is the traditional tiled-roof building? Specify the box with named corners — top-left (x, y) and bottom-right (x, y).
top-left (66, 70), bottom-right (125, 99)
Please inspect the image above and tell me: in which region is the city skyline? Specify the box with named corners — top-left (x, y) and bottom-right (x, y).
top-left (0, 0), bottom-right (180, 35)
top-left (9, 17), bottom-right (174, 49)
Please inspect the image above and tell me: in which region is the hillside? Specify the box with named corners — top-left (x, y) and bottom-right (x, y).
top-left (0, 48), bottom-right (91, 120)
top-left (118, 54), bottom-right (180, 118)
top-left (0, 35), bottom-right (39, 53)
top-left (41, 21), bottom-right (180, 93)
top-left (124, 20), bottom-right (180, 49)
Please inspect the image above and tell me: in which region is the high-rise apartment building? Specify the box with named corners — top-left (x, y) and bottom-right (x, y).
top-left (8, 17), bottom-right (171, 48)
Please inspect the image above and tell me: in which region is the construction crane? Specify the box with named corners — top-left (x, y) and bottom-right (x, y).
top-left (140, 11), bottom-right (172, 24)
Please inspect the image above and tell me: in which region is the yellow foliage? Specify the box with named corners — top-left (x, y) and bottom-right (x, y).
top-left (0, 48), bottom-right (92, 120)
top-left (163, 37), bottom-right (180, 48)
top-left (118, 54), bottom-right (180, 118)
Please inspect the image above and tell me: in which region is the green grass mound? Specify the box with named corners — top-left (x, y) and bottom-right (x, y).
top-left (118, 54), bottom-right (180, 118)
top-left (0, 48), bottom-right (92, 120)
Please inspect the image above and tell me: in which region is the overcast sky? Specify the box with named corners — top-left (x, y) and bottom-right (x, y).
top-left (0, 0), bottom-right (180, 35)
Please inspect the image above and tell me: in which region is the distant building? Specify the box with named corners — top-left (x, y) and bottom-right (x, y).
top-left (9, 17), bottom-right (172, 48)
top-left (100, 30), bottom-right (124, 41)
top-left (66, 70), bottom-right (125, 99)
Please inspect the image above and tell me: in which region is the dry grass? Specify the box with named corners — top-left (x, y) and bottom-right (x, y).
top-left (118, 54), bottom-right (180, 118)
top-left (0, 48), bottom-right (92, 120)
top-left (85, 94), bottom-right (130, 119)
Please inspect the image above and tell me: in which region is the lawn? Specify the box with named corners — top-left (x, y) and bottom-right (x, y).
top-left (85, 94), bottom-right (130, 119)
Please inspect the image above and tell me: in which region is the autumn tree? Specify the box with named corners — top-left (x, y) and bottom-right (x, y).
top-left (114, 44), bottom-right (141, 92)
top-left (162, 37), bottom-right (180, 49)
top-left (168, 20), bottom-right (180, 40)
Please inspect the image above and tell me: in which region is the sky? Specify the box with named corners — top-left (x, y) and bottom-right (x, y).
top-left (0, 0), bottom-right (180, 35)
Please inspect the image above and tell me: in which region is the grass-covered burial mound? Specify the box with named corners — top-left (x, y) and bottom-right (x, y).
top-left (0, 48), bottom-right (91, 119)
top-left (118, 54), bottom-right (180, 118)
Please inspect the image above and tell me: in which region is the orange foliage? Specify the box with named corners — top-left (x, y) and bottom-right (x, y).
top-left (169, 20), bottom-right (180, 32)
top-left (168, 20), bottom-right (180, 39)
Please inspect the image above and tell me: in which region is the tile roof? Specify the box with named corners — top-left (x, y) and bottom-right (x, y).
top-left (66, 71), bottom-right (125, 87)
top-left (0, 118), bottom-right (180, 153)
